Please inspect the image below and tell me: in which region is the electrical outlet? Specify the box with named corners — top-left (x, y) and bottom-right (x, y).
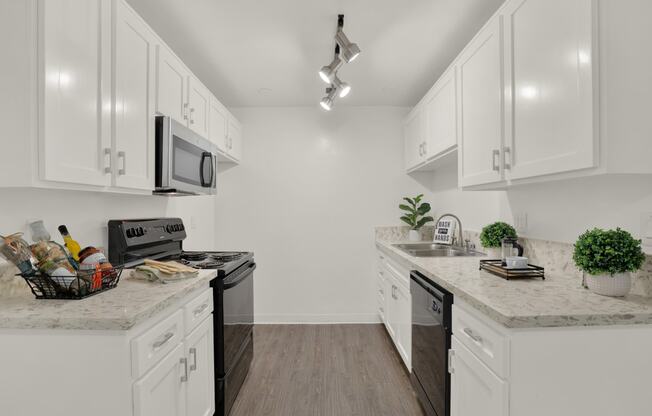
top-left (641, 212), bottom-right (652, 246)
top-left (514, 212), bottom-right (528, 234)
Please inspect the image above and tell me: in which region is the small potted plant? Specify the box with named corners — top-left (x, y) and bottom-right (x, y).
top-left (480, 222), bottom-right (517, 259)
top-left (399, 194), bottom-right (434, 241)
top-left (573, 228), bottom-right (645, 297)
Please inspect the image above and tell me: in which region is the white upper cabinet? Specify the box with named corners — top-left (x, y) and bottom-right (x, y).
top-left (40, 0), bottom-right (112, 187)
top-left (502, 0), bottom-right (596, 180)
top-left (208, 96), bottom-right (228, 153)
top-left (457, 17), bottom-right (505, 187)
top-left (113, 0), bottom-right (156, 190)
top-left (424, 67), bottom-right (458, 160)
top-left (404, 108), bottom-right (426, 170)
top-left (187, 76), bottom-right (210, 138)
top-left (156, 45), bottom-right (190, 125)
top-left (227, 115), bottom-right (243, 162)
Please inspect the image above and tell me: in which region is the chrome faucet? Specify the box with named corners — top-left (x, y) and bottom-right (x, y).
top-left (434, 213), bottom-right (467, 249)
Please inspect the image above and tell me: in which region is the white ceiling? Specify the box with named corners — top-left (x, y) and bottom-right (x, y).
top-left (127, 0), bottom-right (504, 107)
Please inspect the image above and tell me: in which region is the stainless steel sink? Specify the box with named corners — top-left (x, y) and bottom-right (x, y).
top-left (392, 243), bottom-right (485, 258)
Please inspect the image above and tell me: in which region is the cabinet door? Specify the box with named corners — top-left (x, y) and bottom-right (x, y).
top-left (450, 337), bottom-right (508, 416)
top-left (208, 96), bottom-right (228, 152)
top-left (185, 317), bottom-right (215, 416)
top-left (404, 108), bottom-right (425, 170)
top-left (133, 344), bottom-right (187, 416)
top-left (227, 116), bottom-right (243, 161)
top-left (40, 0), bottom-right (112, 187)
top-left (457, 17), bottom-right (505, 187)
top-left (394, 282), bottom-right (411, 369)
top-left (187, 76), bottom-right (210, 138)
top-left (424, 67), bottom-right (458, 159)
top-left (113, 0), bottom-right (155, 190)
top-left (503, 0), bottom-right (596, 180)
top-left (384, 276), bottom-right (397, 340)
top-left (156, 45), bottom-right (189, 125)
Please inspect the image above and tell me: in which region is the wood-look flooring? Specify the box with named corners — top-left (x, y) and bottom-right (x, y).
top-left (230, 324), bottom-right (425, 416)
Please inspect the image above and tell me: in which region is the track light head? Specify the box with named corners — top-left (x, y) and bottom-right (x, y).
top-left (332, 76), bottom-right (351, 98)
top-left (320, 88), bottom-right (337, 111)
top-left (319, 56), bottom-right (343, 84)
top-left (335, 29), bottom-right (361, 63)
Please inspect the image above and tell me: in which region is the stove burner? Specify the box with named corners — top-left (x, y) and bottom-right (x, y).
top-left (211, 252), bottom-right (244, 262)
top-left (178, 258), bottom-right (225, 269)
top-left (181, 252), bottom-right (208, 261)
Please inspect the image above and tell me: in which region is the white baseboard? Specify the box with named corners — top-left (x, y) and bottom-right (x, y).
top-left (255, 313), bottom-right (382, 324)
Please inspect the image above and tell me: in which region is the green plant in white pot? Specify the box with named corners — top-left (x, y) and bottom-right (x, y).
top-left (480, 222), bottom-right (517, 259)
top-left (573, 228), bottom-right (646, 297)
top-left (399, 194), bottom-right (433, 242)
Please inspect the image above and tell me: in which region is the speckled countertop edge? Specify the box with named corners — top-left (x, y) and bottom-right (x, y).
top-left (0, 269), bottom-right (217, 331)
top-left (375, 239), bottom-right (652, 329)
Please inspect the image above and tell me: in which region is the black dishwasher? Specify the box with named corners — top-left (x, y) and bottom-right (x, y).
top-left (410, 271), bottom-right (453, 416)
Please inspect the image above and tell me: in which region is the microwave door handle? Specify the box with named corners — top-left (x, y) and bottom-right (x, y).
top-left (200, 152), bottom-right (211, 187)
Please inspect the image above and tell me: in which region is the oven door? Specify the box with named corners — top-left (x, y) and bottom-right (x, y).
top-left (156, 116), bottom-right (217, 195)
top-left (411, 273), bottom-right (451, 416)
top-left (221, 262), bottom-right (255, 375)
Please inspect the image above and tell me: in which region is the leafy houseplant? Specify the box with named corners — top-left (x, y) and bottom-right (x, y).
top-left (480, 222), bottom-right (517, 258)
top-left (399, 194), bottom-right (434, 241)
top-left (573, 228), bottom-right (646, 297)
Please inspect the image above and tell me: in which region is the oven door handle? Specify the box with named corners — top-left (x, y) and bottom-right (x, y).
top-left (199, 152), bottom-right (213, 187)
top-left (224, 262), bottom-right (256, 289)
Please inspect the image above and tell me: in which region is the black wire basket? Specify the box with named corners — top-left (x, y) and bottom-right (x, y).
top-left (20, 266), bottom-right (123, 300)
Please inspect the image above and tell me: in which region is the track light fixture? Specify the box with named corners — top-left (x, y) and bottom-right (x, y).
top-left (317, 14), bottom-right (360, 110)
top-left (332, 75), bottom-right (351, 98)
top-left (319, 55), bottom-right (343, 84)
top-left (320, 87), bottom-right (337, 111)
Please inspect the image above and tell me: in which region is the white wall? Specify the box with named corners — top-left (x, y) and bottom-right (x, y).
top-left (501, 175), bottom-right (652, 253)
top-left (0, 188), bottom-right (216, 256)
top-left (214, 107), bottom-right (423, 322)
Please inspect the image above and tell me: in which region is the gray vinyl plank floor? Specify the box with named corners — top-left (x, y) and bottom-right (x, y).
top-left (230, 324), bottom-right (425, 416)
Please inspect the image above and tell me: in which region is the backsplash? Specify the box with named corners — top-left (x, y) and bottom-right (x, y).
top-left (375, 226), bottom-right (652, 297)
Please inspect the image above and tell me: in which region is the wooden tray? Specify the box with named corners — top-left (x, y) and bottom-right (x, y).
top-left (479, 259), bottom-right (545, 280)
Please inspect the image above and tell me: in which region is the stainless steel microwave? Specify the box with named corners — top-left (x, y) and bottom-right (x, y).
top-left (154, 115), bottom-right (217, 196)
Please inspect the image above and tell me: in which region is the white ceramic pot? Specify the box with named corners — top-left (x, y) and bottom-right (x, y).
top-left (586, 272), bottom-right (632, 297)
top-left (408, 230), bottom-right (421, 242)
top-left (484, 247), bottom-right (501, 259)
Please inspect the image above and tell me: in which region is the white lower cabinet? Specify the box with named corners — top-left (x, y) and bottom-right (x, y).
top-left (185, 317), bottom-right (215, 416)
top-left (450, 336), bottom-right (508, 416)
top-left (376, 250), bottom-right (411, 369)
top-left (134, 343), bottom-right (187, 416)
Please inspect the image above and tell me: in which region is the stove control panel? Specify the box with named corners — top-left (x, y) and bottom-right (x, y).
top-left (108, 218), bottom-right (187, 267)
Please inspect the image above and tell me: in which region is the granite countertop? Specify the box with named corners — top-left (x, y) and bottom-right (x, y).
top-left (0, 269), bottom-right (217, 331)
top-left (376, 239), bottom-right (652, 329)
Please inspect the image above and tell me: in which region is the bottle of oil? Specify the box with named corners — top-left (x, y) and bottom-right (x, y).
top-left (58, 225), bottom-right (81, 262)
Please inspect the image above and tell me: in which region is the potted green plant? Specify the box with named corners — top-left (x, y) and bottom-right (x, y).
top-left (399, 194), bottom-right (434, 241)
top-left (480, 222), bottom-right (517, 258)
top-left (573, 228), bottom-right (645, 297)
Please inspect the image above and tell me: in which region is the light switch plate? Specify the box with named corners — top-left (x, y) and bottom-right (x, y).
top-left (641, 212), bottom-right (652, 246)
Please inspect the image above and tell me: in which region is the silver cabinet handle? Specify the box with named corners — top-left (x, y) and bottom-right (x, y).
top-left (379, 307), bottom-right (384, 313)
top-left (492, 149), bottom-right (500, 172)
top-left (193, 303), bottom-right (209, 316)
top-left (189, 107), bottom-right (195, 124)
top-left (180, 357), bottom-right (188, 382)
top-left (463, 327), bottom-right (483, 344)
top-left (503, 146), bottom-right (511, 170)
top-left (448, 349), bottom-right (455, 374)
top-left (422, 142), bottom-right (427, 156)
top-left (392, 285), bottom-right (398, 300)
top-left (183, 103), bottom-right (189, 120)
top-left (189, 347), bottom-right (197, 372)
top-left (379, 288), bottom-right (384, 295)
top-left (152, 331), bottom-right (174, 349)
top-left (418, 142), bottom-right (423, 156)
top-left (118, 151), bottom-right (126, 176)
top-left (103, 148), bottom-right (112, 174)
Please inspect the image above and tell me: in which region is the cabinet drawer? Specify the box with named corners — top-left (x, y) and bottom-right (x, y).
top-left (184, 288), bottom-right (213, 335)
top-left (132, 310), bottom-right (184, 378)
top-left (452, 303), bottom-right (509, 378)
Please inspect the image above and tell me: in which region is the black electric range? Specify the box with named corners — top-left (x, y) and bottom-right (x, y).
top-left (108, 218), bottom-right (254, 416)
